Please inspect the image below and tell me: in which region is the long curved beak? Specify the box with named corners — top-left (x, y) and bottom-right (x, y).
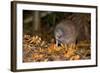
top-left (56, 40), bottom-right (62, 46)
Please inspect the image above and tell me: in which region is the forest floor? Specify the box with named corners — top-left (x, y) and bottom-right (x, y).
top-left (23, 34), bottom-right (91, 62)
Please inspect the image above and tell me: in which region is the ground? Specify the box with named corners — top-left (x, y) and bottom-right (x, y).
top-left (23, 34), bottom-right (90, 62)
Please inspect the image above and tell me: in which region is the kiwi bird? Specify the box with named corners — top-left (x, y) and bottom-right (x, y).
top-left (54, 20), bottom-right (78, 46)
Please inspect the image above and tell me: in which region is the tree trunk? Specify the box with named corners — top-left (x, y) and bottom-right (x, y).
top-left (32, 11), bottom-right (41, 34)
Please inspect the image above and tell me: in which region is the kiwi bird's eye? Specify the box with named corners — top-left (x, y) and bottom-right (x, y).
top-left (56, 33), bottom-right (62, 39)
top-left (58, 35), bottom-right (62, 38)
